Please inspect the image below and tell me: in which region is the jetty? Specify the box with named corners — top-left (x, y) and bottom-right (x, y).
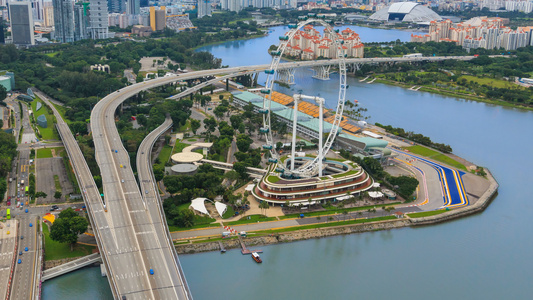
top-left (218, 241), bottom-right (226, 253)
top-left (367, 78), bottom-right (376, 84)
top-left (238, 236), bottom-right (262, 255)
top-left (359, 76), bottom-right (369, 82)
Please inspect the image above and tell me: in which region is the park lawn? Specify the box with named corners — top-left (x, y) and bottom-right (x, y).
top-left (332, 169), bottom-right (357, 178)
top-left (155, 145), bottom-right (172, 170)
top-left (45, 52), bottom-right (59, 57)
top-left (267, 175), bottom-right (280, 183)
top-left (42, 222), bottom-right (96, 261)
top-left (279, 202), bottom-right (402, 220)
top-left (187, 138), bottom-right (197, 142)
top-left (223, 214), bottom-right (277, 226)
top-left (406, 145), bottom-right (466, 171)
top-left (32, 98), bottom-right (59, 140)
top-left (37, 148), bottom-right (53, 158)
top-left (54, 175), bottom-right (62, 192)
top-left (172, 141), bottom-right (189, 154)
top-left (407, 210), bottom-right (447, 218)
top-left (222, 205), bottom-right (235, 219)
top-left (252, 216), bottom-right (398, 234)
top-left (178, 120), bottom-right (191, 132)
top-left (460, 75), bottom-right (523, 90)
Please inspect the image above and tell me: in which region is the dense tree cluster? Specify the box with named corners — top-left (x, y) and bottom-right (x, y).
top-left (375, 123), bottom-right (452, 153)
top-left (0, 131), bottom-right (18, 200)
top-left (339, 150), bottom-right (419, 200)
top-left (50, 208), bottom-right (89, 248)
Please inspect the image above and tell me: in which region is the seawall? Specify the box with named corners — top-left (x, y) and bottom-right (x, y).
top-left (176, 170), bottom-right (498, 255)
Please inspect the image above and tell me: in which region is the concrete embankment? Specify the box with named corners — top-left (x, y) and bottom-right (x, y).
top-left (176, 171), bottom-right (499, 255)
top-left (176, 219), bottom-right (411, 254)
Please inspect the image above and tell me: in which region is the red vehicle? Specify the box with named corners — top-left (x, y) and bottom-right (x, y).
top-left (131, 116), bottom-right (136, 121)
top-left (474, 54), bottom-right (479, 57)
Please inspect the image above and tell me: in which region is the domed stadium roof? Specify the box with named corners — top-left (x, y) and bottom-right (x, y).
top-left (370, 2), bottom-right (442, 23)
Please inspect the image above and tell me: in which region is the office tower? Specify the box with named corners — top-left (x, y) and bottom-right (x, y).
top-left (197, 0), bottom-right (211, 18)
top-left (140, 0), bottom-right (148, 7)
top-left (108, 0), bottom-right (125, 13)
top-left (89, 0), bottom-right (109, 39)
top-left (9, 2), bottom-right (35, 45)
top-left (32, 0), bottom-right (44, 20)
top-left (126, 0), bottom-right (139, 15)
top-left (74, 2), bottom-right (89, 40)
top-left (53, 0), bottom-right (75, 42)
top-left (0, 17), bottom-right (5, 44)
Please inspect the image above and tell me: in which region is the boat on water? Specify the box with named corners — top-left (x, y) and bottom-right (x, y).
top-left (252, 252), bottom-right (262, 263)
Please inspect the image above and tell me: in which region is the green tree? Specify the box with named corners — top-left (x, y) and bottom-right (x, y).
top-left (236, 134), bottom-right (253, 152)
top-left (34, 191), bottom-right (47, 199)
top-left (49, 208), bottom-right (89, 250)
top-left (54, 191), bottom-right (62, 199)
top-left (259, 200), bottom-right (270, 215)
top-left (0, 85), bottom-right (7, 102)
top-left (190, 119), bottom-right (201, 134)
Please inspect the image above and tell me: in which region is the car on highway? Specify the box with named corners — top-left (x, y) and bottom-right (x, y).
top-left (20, 236), bottom-right (23, 240)
top-left (17, 259), bottom-right (21, 264)
top-left (121, 179), bottom-right (124, 183)
top-left (149, 269), bottom-right (154, 275)
top-left (120, 164), bottom-right (123, 168)
top-left (19, 251), bottom-right (22, 256)
top-left (25, 247), bottom-right (28, 251)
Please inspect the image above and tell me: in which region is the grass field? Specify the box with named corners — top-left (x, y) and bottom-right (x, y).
top-left (36, 148), bottom-right (53, 158)
top-left (32, 98), bottom-right (59, 140)
top-left (460, 75), bottom-right (523, 89)
top-left (267, 175), bottom-right (280, 183)
top-left (279, 202), bottom-right (401, 220)
top-left (332, 169), bottom-right (357, 178)
top-left (155, 145), bottom-right (173, 170)
top-left (54, 175), bottom-right (62, 192)
top-left (45, 52), bottom-right (59, 57)
top-left (407, 210), bottom-right (447, 218)
top-left (406, 145), bottom-right (466, 170)
top-left (223, 214), bottom-right (277, 226)
top-left (172, 141), bottom-right (190, 154)
top-left (43, 222), bottom-right (96, 261)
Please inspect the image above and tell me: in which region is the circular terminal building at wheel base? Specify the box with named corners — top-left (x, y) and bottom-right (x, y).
top-left (252, 158), bottom-right (374, 206)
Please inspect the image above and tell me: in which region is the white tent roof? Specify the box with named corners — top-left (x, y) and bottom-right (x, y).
top-left (372, 182), bottom-right (381, 188)
top-left (245, 184), bottom-right (255, 192)
top-left (368, 191), bottom-right (384, 198)
top-left (215, 202), bottom-right (227, 217)
top-left (190, 198), bottom-right (209, 215)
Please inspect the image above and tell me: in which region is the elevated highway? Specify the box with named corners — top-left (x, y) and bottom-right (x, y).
top-left (35, 54), bottom-right (488, 299)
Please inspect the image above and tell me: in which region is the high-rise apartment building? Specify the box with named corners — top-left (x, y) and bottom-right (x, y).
top-left (197, 0), bottom-right (211, 18)
top-left (9, 2), bottom-right (35, 45)
top-left (149, 6), bottom-right (165, 31)
top-left (43, 1), bottom-right (54, 27)
top-left (53, 0), bottom-right (75, 42)
top-left (0, 17), bottom-right (5, 44)
top-left (74, 2), bottom-right (89, 40)
top-left (126, 0), bottom-right (139, 15)
top-left (88, 0), bottom-right (109, 39)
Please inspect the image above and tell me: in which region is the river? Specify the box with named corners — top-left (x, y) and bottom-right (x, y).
top-left (43, 25), bottom-right (533, 300)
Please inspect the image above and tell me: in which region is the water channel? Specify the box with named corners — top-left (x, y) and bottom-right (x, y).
top-left (43, 25), bottom-right (533, 300)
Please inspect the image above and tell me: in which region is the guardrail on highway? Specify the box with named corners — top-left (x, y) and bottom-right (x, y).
top-left (136, 117), bottom-right (193, 299)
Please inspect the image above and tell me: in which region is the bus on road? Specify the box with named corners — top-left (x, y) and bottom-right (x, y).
top-left (6, 209), bottom-right (10, 220)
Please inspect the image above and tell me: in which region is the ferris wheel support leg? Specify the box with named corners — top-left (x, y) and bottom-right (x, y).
top-left (290, 97), bottom-right (299, 172)
top-left (318, 100), bottom-right (323, 177)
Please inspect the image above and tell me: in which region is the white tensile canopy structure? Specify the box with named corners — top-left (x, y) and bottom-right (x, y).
top-left (368, 191), bottom-right (384, 199)
top-left (190, 197), bottom-right (228, 217)
top-left (215, 202), bottom-right (227, 217)
top-left (190, 198), bottom-right (209, 215)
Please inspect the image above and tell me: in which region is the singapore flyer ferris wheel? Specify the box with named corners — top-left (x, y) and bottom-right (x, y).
top-left (259, 17), bottom-right (347, 179)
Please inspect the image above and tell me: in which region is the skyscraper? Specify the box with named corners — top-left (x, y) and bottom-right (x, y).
top-left (53, 0), bottom-right (75, 43)
top-left (0, 17), bottom-right (5, 44)
top-left (197, 0), bottom-right (211, 18)
top-left (88, 0), bottom-right (109, 39)
top-left (108, 0), bottom-right (125, 13)
top-left (9, 2), bottom-right (35, 45)
top-left (126, 0), bottom-right (139, 15)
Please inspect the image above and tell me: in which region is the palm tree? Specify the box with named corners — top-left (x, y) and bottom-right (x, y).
top-left (259, 201), bottom-right (270, 216)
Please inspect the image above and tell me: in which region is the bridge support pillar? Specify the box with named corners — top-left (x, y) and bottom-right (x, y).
top-left (276, 68), bottom-right (295, 85)
top-left (312, 65), bottom-right (331, 80)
